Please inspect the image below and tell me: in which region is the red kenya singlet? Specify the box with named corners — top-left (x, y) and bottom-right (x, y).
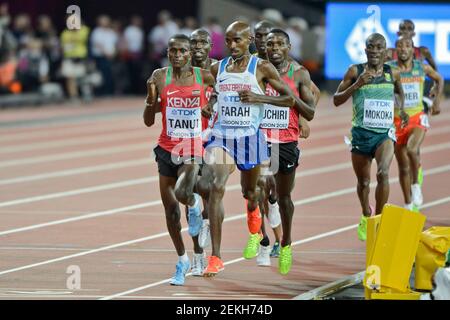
top-left (158, 66), bottom-right (208, 157)
top-left (260, 63), bottom-right (300, 143)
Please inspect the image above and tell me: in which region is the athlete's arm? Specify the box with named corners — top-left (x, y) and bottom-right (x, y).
top-left (392, 68), bottom-right (408, 127)
top-left (201, 62), bottom-right (219, 118)
top-left (238, 59), bottom-right (295, 108)
top-left (310, 80), bottom-right (321, 106)
top-left (423, 64), bottom-right (444, 115)
top-left (143, 69), bottom-right (162, 127)
top-left (420, 46), bottom-right (437, 71)
top-left (292, 66), bottom-right (316, 121)
top-left (333, 65), bottom-right (372, 106)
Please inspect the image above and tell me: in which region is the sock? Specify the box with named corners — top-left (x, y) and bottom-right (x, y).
top-left (179, 253), bottom-right (189, 264)
top-left (260, 236), bottom-right (270, 247)
top-left (405, 203), bottom-right (414, 211)
top-left (194, 252), bottom-right (205, 259)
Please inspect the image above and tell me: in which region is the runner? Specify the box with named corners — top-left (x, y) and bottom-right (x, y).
top-left (387, 36), bottom-right (443, 210)
top-left (246, 22), bottom-right (321, 265)
top-left (189, 28), bottom-right (218, 250)
top-left (333, 33), bottom-right (408, 241)
top-left (201, 21), bottom-right (313, 277)
top-left (143, 34), bottom-right (215, 284)
top-left (386, 19), bottom-right (440, 186)
top-left (259, 28), bottom-right (316, 274)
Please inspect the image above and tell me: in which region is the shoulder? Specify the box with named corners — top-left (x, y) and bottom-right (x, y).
top-left (257, 58), bottom-right (275, 72)
top-left (148, 67), bottom-right (166, 84)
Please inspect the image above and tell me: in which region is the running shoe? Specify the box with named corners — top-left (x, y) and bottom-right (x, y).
top-left (256, 245), bottom-right (271, 267)
top-left (404, 203), bottom-right (414, 211)
top-left (191, 253), bottom-right (207, 277)
top-left (411, 183), bottom-right (423, 207)
top-left (188, 193), bottom-right (202, 237)
top-left (358, 215), bottom-right (368, 242)
top-left (169, 260), bottom-right (191, 286)
top-left (270, 242), bottom-right (280, 258)
top-left (246, 200), bottom-right (262, 234)
top-left (418, 165), bottom-right (424, 187)
top-left (243, 232), bottom-right (263, 259)
top-left (198, 219), bottom-right (211, 249)
top-left (279, 244), bottom-right (292, 275)
top-left (203, 255), bottom-right (224, 277)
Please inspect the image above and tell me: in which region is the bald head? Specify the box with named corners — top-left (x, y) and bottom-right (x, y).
top-left (254, 20), bottom-right (274, 32)
top-left (190, 28), bottom-right (211, 42)
top-left (366, 33), bottom-right (386, 48)
top-left (226, 21), bottom-right (251, 36)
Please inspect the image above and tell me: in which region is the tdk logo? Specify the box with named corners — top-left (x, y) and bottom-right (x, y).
top-left (171, 109), bottom-right (199, 116)
top-left (224, 95), bottom-right (241, 103)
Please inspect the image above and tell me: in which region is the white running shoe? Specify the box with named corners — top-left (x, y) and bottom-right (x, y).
top-left (256, 245), bottom-right (271, 267)
top-left (268, 202), bottom-right (281, 228)
top-left (198, 219), bottom-right (211, 249)
top-left (404, 203), bottom-right (414, 211)
top-left (191, 253), bottom-right (207, 276)
top-left (411, 184), bottom-right (423, 207)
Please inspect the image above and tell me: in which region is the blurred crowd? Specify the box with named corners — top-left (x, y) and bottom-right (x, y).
top-left (0, 4), bottom-right (325, 103)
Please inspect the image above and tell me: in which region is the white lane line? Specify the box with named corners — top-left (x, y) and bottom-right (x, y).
top-left (2, 138), bottom-right (450, 209)
top-left (1, 165), bottom-right (450, 283)
top-left (0, 130), bottom-right (151, 154)
top-left (0, 159), bottom-right (150, 186)
top-left (0, 143), bottom-right (149, 169)
top-left (0, 161), bottom-right (352, 235)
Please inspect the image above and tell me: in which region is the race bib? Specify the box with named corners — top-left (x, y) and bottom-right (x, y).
top-left (388, 127), bottom-right (397, 142)
top-left (166, 107), bottom-right (202, 138)
top-left (219, 103), bottom-right (252, 127)
top-left (402, 82), bottom-right (421, 108)
top-left (260, 105), bottom-right (289, 129)
top-left (420, 114), bottom-right (430, 128)
top-left (363, 99), bottom-right (394, 129)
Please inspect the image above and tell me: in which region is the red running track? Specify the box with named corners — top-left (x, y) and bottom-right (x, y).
top-left (0, 97), bottom-right (449, 300)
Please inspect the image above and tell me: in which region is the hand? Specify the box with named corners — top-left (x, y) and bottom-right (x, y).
top-left (238, 90), bottom-right (258, 103)
top-left (400, 110), bottom-right (409, 128)
top-left (355, 70), bottom-right (374, 88)
top-left (429, 83), bottom-right (437, 98)
top-left (202, 104), bottom-right (212, 118)
top-left (298, 118), bottom-right (310, 139)
top-left (431, 103), bottom-right (441, 115)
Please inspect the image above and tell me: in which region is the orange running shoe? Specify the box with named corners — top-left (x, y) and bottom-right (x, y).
top-left (246, 200), bottom-right (262, 234)
top-left (203, 255), bottom-right (224, 277)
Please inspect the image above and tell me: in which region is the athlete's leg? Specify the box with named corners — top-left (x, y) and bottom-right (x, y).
top-left (175, 163), bottom-right (201, 206)
top-left (395, 142), bottom-right (412, 206)
top-left (407, 127), bottom-right (426, 184)
top-left (275, 171), bottom-right (296, 247)
top-left (374, 139), bottom-right (395, 215)
top-left (351, 153), bottom-right (373, 217)
top-left (159, 175), bottom-right (185, 255)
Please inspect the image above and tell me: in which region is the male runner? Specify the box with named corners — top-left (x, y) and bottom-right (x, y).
top-left (143, 34), bottom-right (215, 284)
top-left (258, 29), bottom-right (316, 274)
top-left (387, 36), bottom-right (443, 210)
top-left (189, 28), bottom-right (218, 249)
top-left (333, 33), bottom-right (408, 241)
top-left (201, 21), bottom-right (313, 276)
top-left (245, 21), bottom-right (321, 264)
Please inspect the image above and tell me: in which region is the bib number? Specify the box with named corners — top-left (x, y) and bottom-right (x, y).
top-left (166, 107), bottom-right (201, 138)
top-left (363, 99), bottom-right (394, 129)
top-left (420, 114), bottom-right (430, 128)
top-left (219, 104), bottom-right (252, 127)
top-left (388, 127), bottom-right (397, 142)
top-left (260, 105), bottom-right (289, 129)
top-left (402, 82), bottom-right (421, 108)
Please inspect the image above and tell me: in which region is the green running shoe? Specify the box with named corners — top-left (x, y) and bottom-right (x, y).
top-left (243, 233), bottom-right (262, 259)
top-left (418, 165), bottom-right (423, 187)
top-left (358, 215), bottom-right (368, 241)
top-left (279, 245), bottom-right (292, 275)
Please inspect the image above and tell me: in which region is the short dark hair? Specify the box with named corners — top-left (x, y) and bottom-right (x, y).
top-left (190, 29), bottom-right (211, 42)
top-left (268, 28), bottom-right (290, 43)
top-left (365, 33), bottom-right (386, 47)
top-left (395, 36), bottom-right (414, 47)
top-left (168, 34), bottom-right (190, 45)
top-left (399, 19), bottom-right (415, 30)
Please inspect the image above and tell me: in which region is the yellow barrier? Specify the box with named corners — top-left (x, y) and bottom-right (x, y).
top-left (364, 204), bottom-right (426, 300)
top-left (415, 227), bottom-right (450, 290)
